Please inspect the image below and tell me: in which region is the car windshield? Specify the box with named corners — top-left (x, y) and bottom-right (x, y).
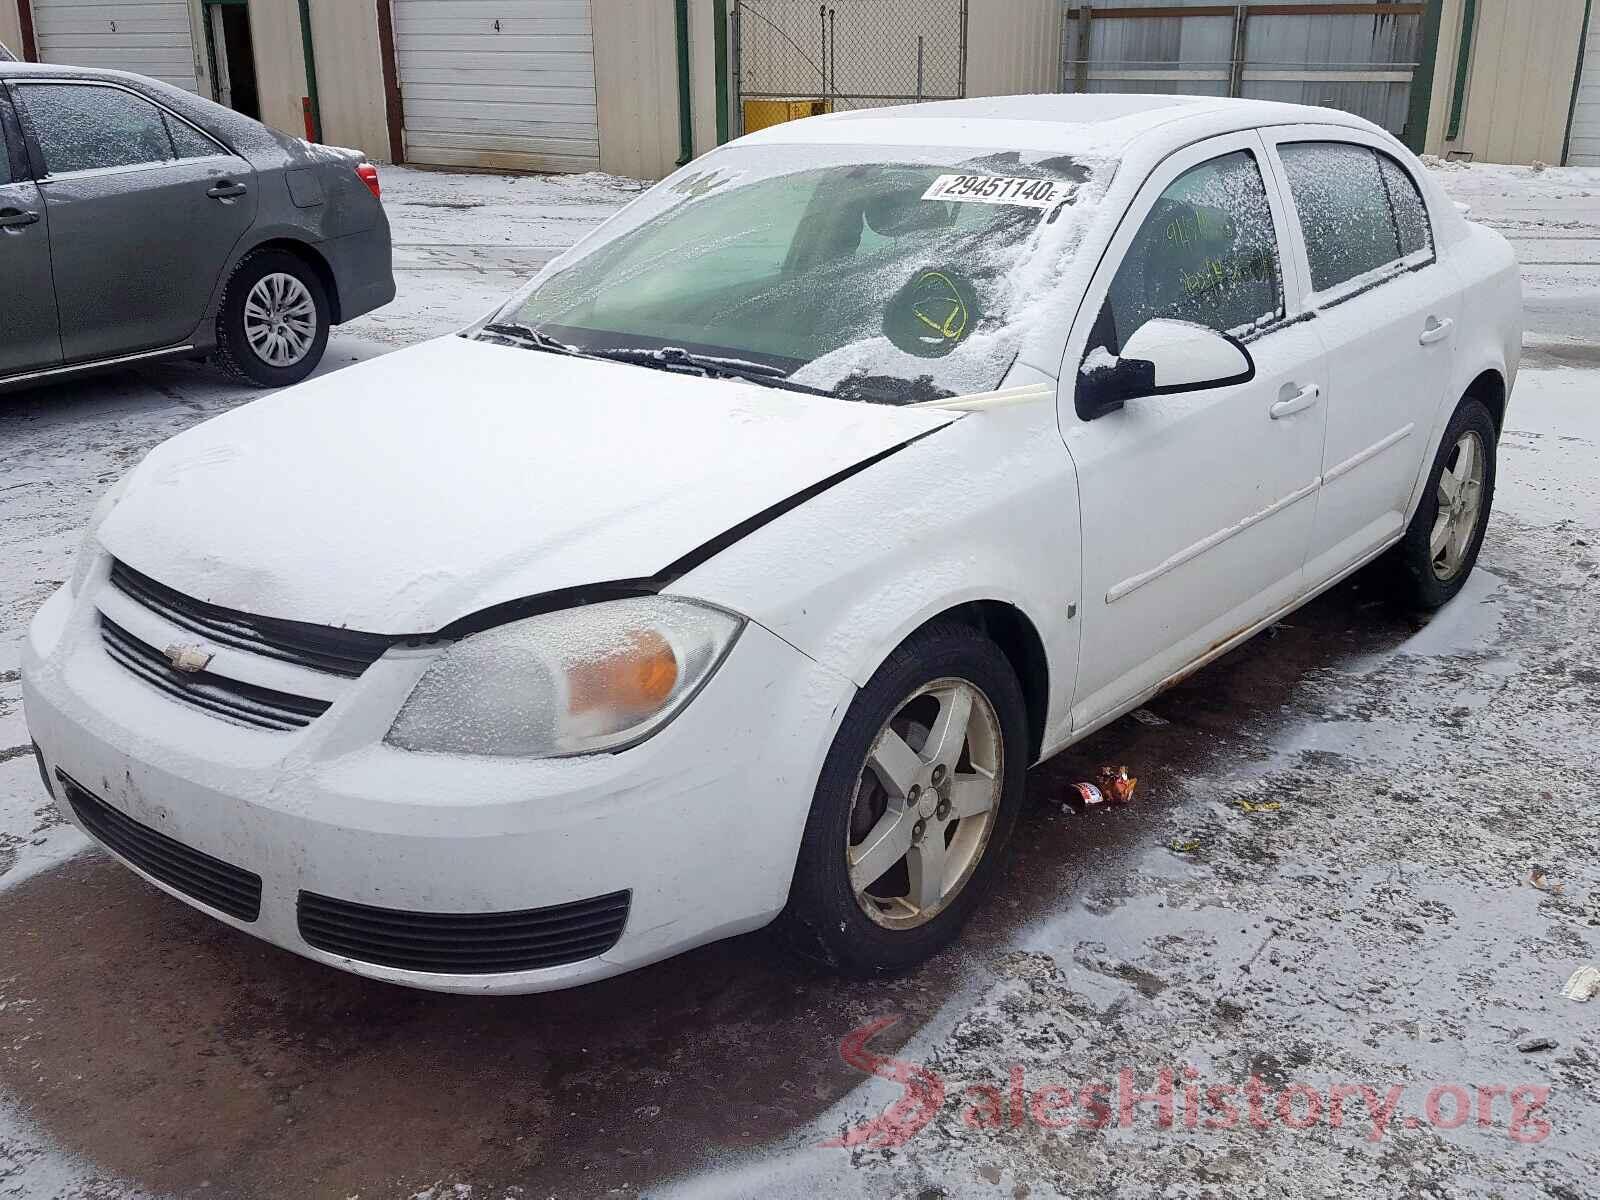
top-left (482, 143), bottom-right (1116, 404)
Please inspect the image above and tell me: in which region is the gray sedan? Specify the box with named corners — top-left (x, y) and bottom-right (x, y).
top-left (1, 61), bottom-right (394, 391)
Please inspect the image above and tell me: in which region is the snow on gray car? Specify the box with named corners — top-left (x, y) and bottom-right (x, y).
top-left (22, 95), bottom-right (1521, 993)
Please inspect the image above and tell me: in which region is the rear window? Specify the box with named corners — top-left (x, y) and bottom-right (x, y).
top-left (1279, 141), bottom-right (1430, 292)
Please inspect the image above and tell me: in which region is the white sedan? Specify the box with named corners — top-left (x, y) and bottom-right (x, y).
top-left (23, 95), bottom-right (1520, 993)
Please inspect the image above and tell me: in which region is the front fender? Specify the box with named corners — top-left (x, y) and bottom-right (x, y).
top-left (669, 400), bottom-right (1083, 753)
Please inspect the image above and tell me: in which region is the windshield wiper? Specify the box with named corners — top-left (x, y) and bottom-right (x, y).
top-left (583, 345), bottom-right (834, 396)
top-left (476, 327), bottom-right (836, 397)
top-left (475, 322), bottom-right (581, 356)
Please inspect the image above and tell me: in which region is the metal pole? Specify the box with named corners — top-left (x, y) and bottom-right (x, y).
top-left (820, 5), bottom-right (827, 97)
top-left (731, 1), bottom-right (743, 135)
top-left (1228, 3), bottom-right (1248, 98)
top-left (958, 0), bottom-right (969, 97)
top-left (828, 7), bottom-right (836, 105)
top-left (1074, 2), bottom-right (1093, 95)
top-left (917, 36), bottom-right (924, 101)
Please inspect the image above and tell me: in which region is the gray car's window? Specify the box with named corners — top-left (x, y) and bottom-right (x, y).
top-left (0, 119), bottom-right (11, 185)
top-left (20, 83), bottom-right (174, 174)
top-left (1280, 141), bottom-right (1416, 291)
top-left (1094, 149), bottom-right (1283, 355)
top-left (165, 113), bottom-right (222, 159)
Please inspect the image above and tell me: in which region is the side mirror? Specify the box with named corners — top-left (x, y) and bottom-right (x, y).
top-left (1076, 319), bottom-right (1255, 420)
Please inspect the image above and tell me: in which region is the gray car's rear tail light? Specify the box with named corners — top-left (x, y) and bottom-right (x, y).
top-left (101, 615), bottom-right (330, 732)
top-left (110, 559), bottom-right (396, 679)
top-left (59, 772), bottom-right (262, 922)
top-left (296, 889), bottom-right (631, 974)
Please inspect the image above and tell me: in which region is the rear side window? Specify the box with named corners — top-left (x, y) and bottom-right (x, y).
top-left (0, 117), bottom-right (11, 185)
top-left (1378, 152), bottom-right (1432, 257)
top-left (1279, 141), bottom-right (1430, 292)
top-left (19, 83), bottom-right (175, 174)
top-left (1095, 149), bottom-right (1283, 353)
top-left (165, 113), bottom-right (223, 159)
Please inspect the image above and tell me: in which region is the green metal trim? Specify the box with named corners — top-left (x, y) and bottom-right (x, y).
top-left (674, 0), bottom-right (693, 165)
top-left (296, 0), bottom-right (322, 142)
top-left (1403, 0), bottom-right (1445, 153)
top-left (713, 0), bottom-right (730, 145)
top-left (1563, 0), bottom-right (1594, 165)
top-left (1445, 0), bottom-right (1476, 142)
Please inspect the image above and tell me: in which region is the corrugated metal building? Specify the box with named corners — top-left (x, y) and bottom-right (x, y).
top-left (0, 0), bottom-right (1592, 176)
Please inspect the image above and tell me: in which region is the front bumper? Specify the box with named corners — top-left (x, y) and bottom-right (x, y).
top-left (21, 568), bottom-right (853, 994)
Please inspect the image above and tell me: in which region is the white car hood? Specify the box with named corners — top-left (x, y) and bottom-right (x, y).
top-left (100, 337), bottom-right (958, 633)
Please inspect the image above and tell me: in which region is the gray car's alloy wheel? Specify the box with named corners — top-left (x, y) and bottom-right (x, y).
top-left (780, 622), bottom-right (1027, 976)
top-left (215, 250), bottom-right (331, 387)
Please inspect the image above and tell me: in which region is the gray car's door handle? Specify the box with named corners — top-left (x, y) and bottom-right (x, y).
top-left (1419, 316), bottom-right (1454, 345)
top-left (206, 181), bottom-right (248, 199)
top-left (0, 207), bottom-right (39, 230)
top-left (1270, 383), bottom-right (1320, 420)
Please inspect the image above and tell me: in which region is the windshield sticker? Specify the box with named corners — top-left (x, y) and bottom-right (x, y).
top-left (921, 173), bottom-right (1073, 209)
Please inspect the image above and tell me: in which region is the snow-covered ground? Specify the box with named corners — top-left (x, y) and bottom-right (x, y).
top-left (0, 159), bottom-right (1597, 1199)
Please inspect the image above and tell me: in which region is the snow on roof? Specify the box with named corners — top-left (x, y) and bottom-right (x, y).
top-left (742, 93), bottom-right (1385, 157)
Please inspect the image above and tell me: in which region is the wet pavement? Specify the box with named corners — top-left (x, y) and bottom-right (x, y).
top-left (2, 164), bottom-right (1598, 1198)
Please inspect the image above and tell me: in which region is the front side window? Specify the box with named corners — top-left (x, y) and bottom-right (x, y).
top-left (485, 144), bottom-right (1117, 404)
top-left (19, 83), bottom-right (175, 174)
top-left (1088, 149), bottom-right (1283, 360)
top-left (0, 117), bottom-right (12, 185)
top-left (1279, 141), bottom-right (1426, 292)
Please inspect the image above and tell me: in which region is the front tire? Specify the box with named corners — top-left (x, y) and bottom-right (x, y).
top-left (779, 623), bottom-right (1027, 976)
top-left (1386, 396), bottom-right (1498, 610)
top-left (214, 250), bottom-right (331, 387)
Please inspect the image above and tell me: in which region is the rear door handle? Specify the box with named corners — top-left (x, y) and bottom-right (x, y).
top-left (207, 181), bottom-right (248, 199)
top-left (0, 207), bottom-right (40, 229)
top-left (1419, 316), bottom-right (1454, 345)
top-left (1270, 383), bottom-right (1320, 419)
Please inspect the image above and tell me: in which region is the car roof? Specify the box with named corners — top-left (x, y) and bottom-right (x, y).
top-left (740, 93), bottom-right (1387, 158)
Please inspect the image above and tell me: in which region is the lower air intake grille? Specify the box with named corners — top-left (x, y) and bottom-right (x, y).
top-left (297, 888), bottom-right (631, 974)
top-left (59, 773), bottom-right (262, 922)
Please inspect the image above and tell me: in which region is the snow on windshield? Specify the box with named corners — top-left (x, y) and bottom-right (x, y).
top-left (490, 144), bottom-right (1117, 403)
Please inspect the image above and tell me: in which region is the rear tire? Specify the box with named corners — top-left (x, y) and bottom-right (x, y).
top-left (778, 623), bottom-right (1027, 976)
top-left (1385, 396), bottom-right (1497, 610)
top-left (214, 249), bottom-right (330, 387)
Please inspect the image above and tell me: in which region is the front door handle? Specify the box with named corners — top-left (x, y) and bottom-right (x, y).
top-left (1270, 383), bottom-right (1320, 420)
top-left (0, 207), bottom-right (40, 230)
top-left (1419, 316), bottom-right (1455, 345)
top-left (207, 181), bottom-right (248, 199)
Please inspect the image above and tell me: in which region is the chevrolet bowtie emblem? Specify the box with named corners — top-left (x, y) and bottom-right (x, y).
top-left (164, 643), bottom-right (215, 674)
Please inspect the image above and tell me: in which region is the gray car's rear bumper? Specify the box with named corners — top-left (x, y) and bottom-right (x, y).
top-left (320, 225), bottom-right (395, 324)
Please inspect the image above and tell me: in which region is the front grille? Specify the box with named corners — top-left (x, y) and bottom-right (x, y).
top-left (58, 772), bottom-right (262, 922)
top-left (297, 889), bottom-right (631, 974)
top-left (101, 615), bottom-right (330, 731)
top-left (110, 559), bottom-right (396, 679)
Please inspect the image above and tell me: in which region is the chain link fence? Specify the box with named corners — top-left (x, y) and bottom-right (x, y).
top-left (733, 0), bottom-right (969, 133)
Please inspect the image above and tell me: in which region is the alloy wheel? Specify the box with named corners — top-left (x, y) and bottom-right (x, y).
top-left (846, 678), bottom-right (1003, 930)
top-left (1431, 430), bottom-right (1487, 580)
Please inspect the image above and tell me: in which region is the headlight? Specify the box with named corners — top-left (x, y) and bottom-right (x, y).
top-left (70, 475), bottom-right (130, 595)
top-left (386, 596), bottom-right (744, 757)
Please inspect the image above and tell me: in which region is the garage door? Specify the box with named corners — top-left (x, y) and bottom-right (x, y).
top-left (394, 0), bottom-right (599, 173)
top-left (1571, 19), bottom-right (1600, 166)
top-left (32, 0), bottom-right (200, 94)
